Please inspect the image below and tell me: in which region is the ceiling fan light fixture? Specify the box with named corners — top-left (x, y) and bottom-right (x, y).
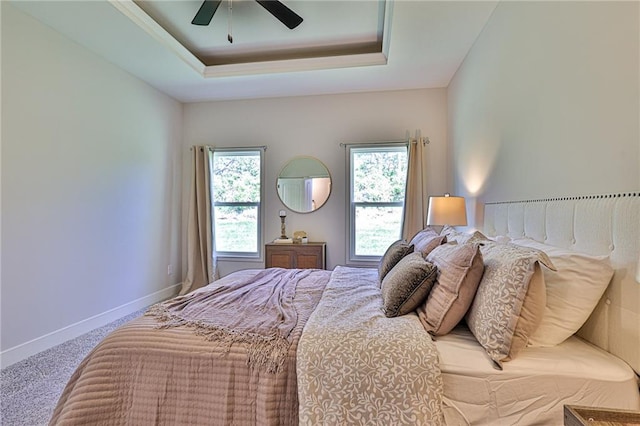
top-left (255, 0), bottom-right (303, 29)
top-left (227, 0), bottom-right (233, 43)
top-left (191, 0), bottom-right (303, 31)
top-left (191, 0), bottom-right (222, 26)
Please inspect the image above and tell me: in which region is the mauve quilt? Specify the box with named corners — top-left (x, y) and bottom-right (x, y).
top-left (50, 268), bottom-right (331, 426)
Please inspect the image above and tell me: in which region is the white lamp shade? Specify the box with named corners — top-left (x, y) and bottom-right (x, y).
top-left (427, 195), bottom-right (467, 226)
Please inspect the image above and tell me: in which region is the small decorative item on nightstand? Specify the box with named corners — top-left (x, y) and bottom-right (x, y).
top-left (293, 230), bottom-right (307, 244)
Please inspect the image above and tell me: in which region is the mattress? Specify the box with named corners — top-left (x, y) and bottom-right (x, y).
top-left (437, 326), bottom-right (640, 425)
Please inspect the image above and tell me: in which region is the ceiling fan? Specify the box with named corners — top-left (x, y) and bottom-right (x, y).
top-left (191, 0), bottom-right (303, 30)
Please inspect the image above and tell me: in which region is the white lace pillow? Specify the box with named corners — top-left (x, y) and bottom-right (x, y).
top-left (441, 225), bottom-right (488, 244)
top-left (511, 238), bottom-right (614, 347)
top-left (465, 241), bottom-right (555, 366)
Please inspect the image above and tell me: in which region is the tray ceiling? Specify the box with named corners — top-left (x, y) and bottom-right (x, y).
top-left (134, 0), bottom-right (386, 66)
top-left (10, 0), bottom-right (499, 102)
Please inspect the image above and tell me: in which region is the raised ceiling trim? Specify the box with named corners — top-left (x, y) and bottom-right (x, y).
top-left (381, 0), bottom-right (393, 59)
top-left (109, 0), bottom-right (206, 75)
top-left (203, 52), bottom-right (388, 78)
top-left (109, 0), bottom-right (394, 79)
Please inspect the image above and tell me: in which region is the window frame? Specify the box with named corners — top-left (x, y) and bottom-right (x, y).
top-left (211, 147), bottom-right (265, 261)
top-left (346, 143), bottom-right (408, 266)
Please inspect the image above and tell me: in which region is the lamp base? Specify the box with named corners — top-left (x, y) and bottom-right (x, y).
top-left (280, 216), bottom-right (287, 239)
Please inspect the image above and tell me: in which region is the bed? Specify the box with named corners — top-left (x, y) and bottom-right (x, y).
top-left (50, 193), bottom-right (640, 425)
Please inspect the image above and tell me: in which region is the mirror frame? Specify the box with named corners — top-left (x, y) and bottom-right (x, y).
top-left (276, 156), bottom-right (332, 214)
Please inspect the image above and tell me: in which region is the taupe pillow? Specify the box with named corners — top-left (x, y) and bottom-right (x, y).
top-left (465, 241), bottom-right (555, 366)
top-left (417, 243), bottom-right (484, 336)
top-left (378, 240), bottom-right (414, 282)
top-left (381, 252), bottom-right (438, 317)
top-left (409, 228), bottom-right (447, 257)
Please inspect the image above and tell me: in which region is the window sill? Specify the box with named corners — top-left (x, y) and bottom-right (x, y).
top-left (217, 255), bottom-right (263, 263)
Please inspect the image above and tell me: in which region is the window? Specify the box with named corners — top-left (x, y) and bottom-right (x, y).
top-left (211, 148), bottom-right (264, 259)
top-left (347, 144), bottom-right (408, 264)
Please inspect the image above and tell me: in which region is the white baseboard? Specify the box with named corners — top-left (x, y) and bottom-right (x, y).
top-left (0, 283), bottom-right (181, 369)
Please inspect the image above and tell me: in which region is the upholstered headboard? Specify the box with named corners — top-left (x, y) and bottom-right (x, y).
top-left (483, 193), bottom-right (640, 374)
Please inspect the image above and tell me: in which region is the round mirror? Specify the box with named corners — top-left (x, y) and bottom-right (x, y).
top-left (277, 156), bottom-right (331, 213)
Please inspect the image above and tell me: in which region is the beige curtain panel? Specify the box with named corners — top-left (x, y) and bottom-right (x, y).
top-left (180, 146), bottom-right (218, 295)
top-left (402, 138), bottom-right (428, 242)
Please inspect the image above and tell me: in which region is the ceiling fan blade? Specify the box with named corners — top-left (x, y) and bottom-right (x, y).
top-left (255, 0), bottom-right (303, 30)
top-left (191, 0), bottom-right (222, 26)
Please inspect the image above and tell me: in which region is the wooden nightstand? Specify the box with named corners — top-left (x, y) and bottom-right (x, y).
top-left (564, 405), bottom-right (640, 426)
top-left (265, 242), bottom-right (326, 270)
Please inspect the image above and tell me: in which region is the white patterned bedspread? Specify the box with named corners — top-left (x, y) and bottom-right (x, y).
top-left (297, 266), bottom-right (444, 425)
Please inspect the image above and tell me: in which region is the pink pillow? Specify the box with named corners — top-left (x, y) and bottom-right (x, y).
top-left (409, 228), bottom-right (446, 257)
top-left (417, 243), bottom-right (484, 336)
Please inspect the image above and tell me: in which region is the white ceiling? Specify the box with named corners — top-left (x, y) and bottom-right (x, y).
top-left (11, 0), bottom-right (498, 103)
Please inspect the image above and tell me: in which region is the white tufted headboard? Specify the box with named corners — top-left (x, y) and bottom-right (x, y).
top-left (483, 193), bottom-right (640, 374)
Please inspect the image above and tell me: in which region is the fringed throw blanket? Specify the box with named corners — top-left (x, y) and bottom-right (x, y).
top-left (50, 269), bottom-right (331, 425)
top-left (147, 268), bottom-right (313, 373)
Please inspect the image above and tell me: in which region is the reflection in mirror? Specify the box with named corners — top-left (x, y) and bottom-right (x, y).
top-left (277, 157), bottom-right (331, 213)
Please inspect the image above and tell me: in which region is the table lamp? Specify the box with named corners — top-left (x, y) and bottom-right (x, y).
top-left (279, 209), bottom-right (287, 239)
top-left (426, 193), bottom-right (467, 227)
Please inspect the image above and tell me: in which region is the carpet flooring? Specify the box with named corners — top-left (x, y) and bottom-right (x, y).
top-left (1, 308), bottom-right (146, 426)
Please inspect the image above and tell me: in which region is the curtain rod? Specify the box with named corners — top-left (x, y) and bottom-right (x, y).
top-left (339, 137), bottom-right (429, 148)
top-left (190, 145), bottom-right (267, 151)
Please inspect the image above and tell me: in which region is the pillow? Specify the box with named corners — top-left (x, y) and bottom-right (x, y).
top-left (465, 241), bottom-right (555, 365)
top-left (417, 243), bottom-right (484, 336)
top-left (411, 226), bottom-right (439, 240)
top-left (378, 240), bottom-right (414, 282)
top-left (491, 235), bottom-right (512, 244)
top-left (441, 225), bottom-right (488, 244)
top-left (409, 228), bottom-right (447, 257)
top-left (381, 252), bottom-right (438, 317)
top-left (511, 238), bottom-right (614, 347)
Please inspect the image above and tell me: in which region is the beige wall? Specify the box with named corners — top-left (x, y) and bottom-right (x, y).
top-left (448, 1), bottom-right (640, 227)
top-left (1, 4), bottom-right (183, 365)
top-left (184, 89), bottom-right (449, 273)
